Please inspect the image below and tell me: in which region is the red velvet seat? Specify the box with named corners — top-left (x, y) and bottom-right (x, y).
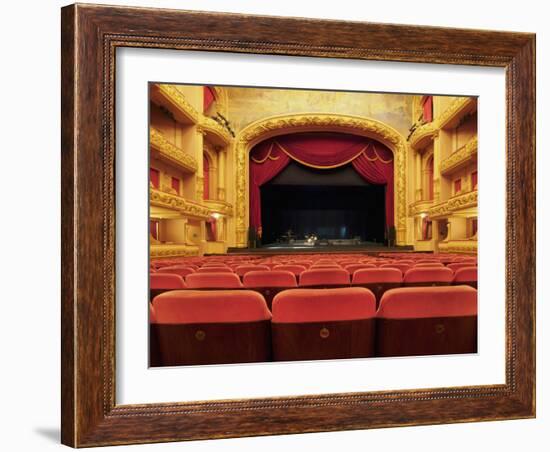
top-left (271, 288), bottom-right (376, 361)
top-left (151, 290), bottom-right (272, 366)
top-left (273, 264), bottom-right (307, 277)
top-left (351, 268), bottom-right (402, 306)
top-left (414, 262), bottom-right (445, 268)
top-left (186, 272), bottom-right (243, 289)
top-left (376, 286), bottom-right (478, 357)
top-left (453, 267), bottom-right (478, 289)
top-left (149, 303), bottom-right (160, 366)
top-left (243, 270), bottom-right (297, 309)
top-left (447, 262), bottom-right (478, 272)
top-left (403, 267), bottom-right (454, 287)
top-left (416, 259), bottom-right (441, 264)
top-left (299, 268), bottom-right (350, 288)
top-left (156, 265), bottom-right (196, 279)
top-left (380, 262), bottom-right (411, 274)
top-left (150, 273), bottom-right (187, 301)
top-left (310, 263), bottom-right (342, 269)
top-left (196, 266), bottom-right (234, 273)
top-left (345, 263), bottom-right (377, 275)
top-left (235, 264), bottom-right (271, 277)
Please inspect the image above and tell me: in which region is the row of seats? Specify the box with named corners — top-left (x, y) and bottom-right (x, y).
top-left (150, 286), bottom-right (477, 366)
top-left (151, 261), bottom-right (477, 278)
top-left (150, 267), bottom-right (478, 306)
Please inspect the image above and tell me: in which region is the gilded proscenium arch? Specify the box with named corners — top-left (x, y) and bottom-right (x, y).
top-left (233, 113), bottom-right (409, 247)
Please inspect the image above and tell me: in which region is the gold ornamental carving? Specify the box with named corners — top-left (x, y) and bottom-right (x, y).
top-left (409, 122), bottom-right (438, 150)
top-left (151, 84), bottom-right (200, 124)
top-left (233, 113), bottom-right (408, 246)
top-left (427, 190), bottom-right (477, 219)
top-left (437, 97), bottom-right (477, 129)
top-left (150, 188), bottom-right (211, 220)
top-left (198, 116), bottom-right (233, 146)
top-left (440, 136), bottom-right (478, 175)
top-left (150, 128), bottom-right (198, 173)
top-left (150, 244), bottom-right (199, 258)
top-left (447, 190), bottom-right (478, 211)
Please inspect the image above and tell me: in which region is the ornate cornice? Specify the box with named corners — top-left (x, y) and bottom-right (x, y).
top-left (198, 116), bottom-right (233, 146)
top-left (408, 199), bottom-right (435, 216)
top-left (447, 189), bottom-right (478, 212)
top-left (428, 201), bottom-right (451, 219)
top-left (204, 199), bottom-right (234, 216)
top-left (150, 244), bottom-right (199, 258)
top-left (234, 113), bottom-right (408, 246)
top-left (440, 136), bottom-right (478, 175)
top-left (150, 188), bottom-right (211, 220)
top-left (409, 121), bottom-right (438, 150)
top-left (151, 84), bottom-right (200, 124)
top-left (149, 128), bottom-right (198, 173)
top-left (427, 190), bottom-right (478, 218)
top-left (437, 97), bottom-right (477, 129)
top-left (440, 240), bottom-right (478, 254)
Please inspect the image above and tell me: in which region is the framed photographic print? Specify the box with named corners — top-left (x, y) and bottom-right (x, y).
top-left (61, 3), bottom-right (535, 447)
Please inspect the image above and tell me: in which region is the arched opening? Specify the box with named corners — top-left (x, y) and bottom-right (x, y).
top-left (249, 131), bottom-right (394, 246)
top-left (234, 113), bottom-right (408, 247)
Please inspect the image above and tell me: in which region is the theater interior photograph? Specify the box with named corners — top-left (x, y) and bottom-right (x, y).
top-left (148, 83), bottom-right (479, 367)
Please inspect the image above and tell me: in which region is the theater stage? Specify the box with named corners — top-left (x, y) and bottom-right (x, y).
top-left (227, 241), bottom-right (414, 255)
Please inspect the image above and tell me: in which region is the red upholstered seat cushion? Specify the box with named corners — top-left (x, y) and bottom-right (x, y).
top-left (416, 259), bottom-right (441, 264)
top-left (377, 286), bottom-right (477, 319)
top-left (150, 273), bottom-right (187, 289)
top-left (403, 267), bottom-right (454, 283)
top-left (414, 262), bottom-right (445, 267)
top-left (453, 267), bottom-right (478, 283)
top-left (196, 267), bottom-right (234, 273)
top-left (156, 265), bottom-right (196, 278)
top-left (243, 270), bottom-right (297, 288)
top-left (235, 264), bottom-right (271, 276)
top-left (153, 290), bottom-right (271, 323)
top-left (352, 268), bottom-right (403, 284)
top-left (299, 268), bottom-right (350, 286)
top-left (186, 272), bottom-right (243, 289)
top-left (273, 264), bottom-right (307, 276)
top-left (272, 287), bottom-right (376, 323)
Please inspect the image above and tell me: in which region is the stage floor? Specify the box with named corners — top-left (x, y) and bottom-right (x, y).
top-left (227, 242), bottom-right (415, 255)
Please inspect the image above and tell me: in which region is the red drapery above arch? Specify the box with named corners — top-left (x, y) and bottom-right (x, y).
top-left (249, 132), bottom-right (394, 233)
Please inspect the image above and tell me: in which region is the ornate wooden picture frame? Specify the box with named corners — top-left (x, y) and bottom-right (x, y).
top-left (61, 3), bottom-right (535, 447)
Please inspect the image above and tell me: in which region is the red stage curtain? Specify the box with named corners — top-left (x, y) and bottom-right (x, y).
top-left (422, 95), bottom-right (433, 123)
top-left (203, 86), bottom-right (216, 112)
top-left (203, 156), bottom-right (210, 199)
top-left (249, 132), bottom-right (394, 232)
top-left (249, 141), bottom-right (291, 230)
top-left (351, 143), bottom-right (394, 227)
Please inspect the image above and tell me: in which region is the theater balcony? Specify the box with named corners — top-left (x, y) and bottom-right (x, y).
top-left (149, 83), bottom-right (200, 125)
top-left (149, 128), bottom-right (198, 174)
top-left (440, 136), bottom-right (478, 176)
top-left (150, 188), bottom-right (211, 220)
top-left (198, 116), bottom-right (233, 146)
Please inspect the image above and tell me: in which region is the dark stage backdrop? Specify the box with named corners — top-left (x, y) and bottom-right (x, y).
top-left (260, 162), bottom-right (386, 244)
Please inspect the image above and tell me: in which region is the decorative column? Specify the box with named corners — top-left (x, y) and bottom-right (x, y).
top-left (415, 152), bottom-right (422, 201)
top-left (217, 148), bottom-right (226, 201)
